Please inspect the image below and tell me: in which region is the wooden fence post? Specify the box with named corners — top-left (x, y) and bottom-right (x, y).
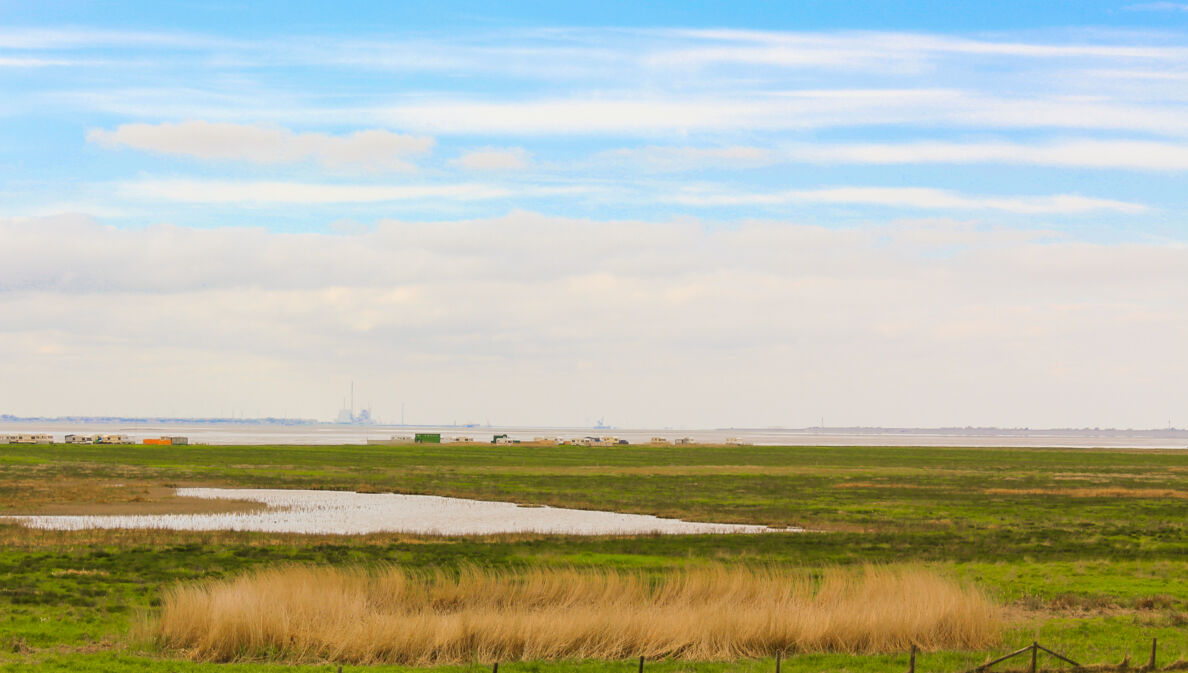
top-left (776, 650), bottom-right (782, 673)
top-left (493, 662), bottom-right (499, 673)
top-left (910, 645), bottom-right (917, 673)
top-left (1148, 638), bottom-right (1157, 671)
top-left (1029, 641), bottom-right (1037, 673)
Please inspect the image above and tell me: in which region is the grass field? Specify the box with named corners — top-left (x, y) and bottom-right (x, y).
top-left (1, 441), bottom-right (1187, 671)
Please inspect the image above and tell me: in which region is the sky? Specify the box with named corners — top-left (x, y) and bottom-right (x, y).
top-left (1, 1), bottom-right (1187, 428)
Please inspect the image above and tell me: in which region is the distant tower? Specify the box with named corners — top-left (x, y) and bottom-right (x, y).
top-left (334, 381), bottom-right (357, 424)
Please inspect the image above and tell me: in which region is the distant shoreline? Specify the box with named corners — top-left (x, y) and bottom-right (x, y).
top-left (2, 416), bottom-right (1186, 437)
top-left (2, 418), bottom-right (1187, 449)
top-left (0, 415), bottom-right (318, 426)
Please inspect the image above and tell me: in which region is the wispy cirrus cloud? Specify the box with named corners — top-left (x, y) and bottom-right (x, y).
top-left (1123, 2), bottom-right (1188, 11)
top-left (654, 29), bottom-right (1188, 68)
top-left (594, 145), bottom-right (775, 171)
top-left (0, 56), bottom-right (88, 67)
top-left (778, 139), bottom-right (1188, 170)
top-left (116, 179), bottom-right (589, 204)
top-left (58, 89), bottom-right (1188, 140)
top-left (598, 139), bottom-right (1188, 171)
top-left (111, 177), bottom-right (1142, 215)
top-left (9, 24), bottom-right (1188, 232)
top-left (375, 92), bottom-right (1188, 137)
top-left (88, 121), bottom-right (435, 172)
top-left (665, 186), bottom-right (1149, 214)
top-left (379, 91), bottom-right (943, 135)
top-left (0, 27), bottom-right (231, 51)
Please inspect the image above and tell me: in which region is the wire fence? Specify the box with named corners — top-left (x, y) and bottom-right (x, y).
top-left (328, 638), bottom-right (1184, 673)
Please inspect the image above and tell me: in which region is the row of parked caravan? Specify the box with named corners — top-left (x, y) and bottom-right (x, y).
top-left (1, 433), bottom-right (189, 445)
top-left (65, 433), bottom-right (132, 444)
top-left (0, 433), bottom-right (54, 444)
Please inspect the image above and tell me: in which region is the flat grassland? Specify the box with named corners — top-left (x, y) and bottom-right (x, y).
top-left (1, 442), bottom-right (1187, 672)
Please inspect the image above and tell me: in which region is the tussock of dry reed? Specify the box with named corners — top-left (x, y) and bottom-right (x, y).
top-left (155, 564), bottom-right (1001, 665)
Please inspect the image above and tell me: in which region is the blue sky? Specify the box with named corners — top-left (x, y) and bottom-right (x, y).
top-left (4, 0), bottom-right (1188, 235)
top-left (2, 2), bottom-right (1187, 426)
top-left (3, 0), bottom-right (1183, 32)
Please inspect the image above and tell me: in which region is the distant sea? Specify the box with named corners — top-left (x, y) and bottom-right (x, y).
top-left (2, 421), bottom-right (1186, 448)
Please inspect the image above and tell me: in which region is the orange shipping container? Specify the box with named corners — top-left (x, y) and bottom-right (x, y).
top-left (143, 438), bottom-right (172, 445)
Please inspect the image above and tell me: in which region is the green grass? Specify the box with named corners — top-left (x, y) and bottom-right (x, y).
top-left (2, 442), bottom-right (1188, 671)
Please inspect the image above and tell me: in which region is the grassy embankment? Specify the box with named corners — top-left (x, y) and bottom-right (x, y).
top-left (1, 442), bottom-right (1187, 671)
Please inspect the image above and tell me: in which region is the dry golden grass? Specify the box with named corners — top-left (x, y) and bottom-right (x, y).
top-left (154, 564), bottom-right (1001, 665)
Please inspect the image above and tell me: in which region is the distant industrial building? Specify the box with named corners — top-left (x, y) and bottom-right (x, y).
top-left (414, 433), bottom-right (440, 444)
top-left (334, 382), bottom-right (375, 425)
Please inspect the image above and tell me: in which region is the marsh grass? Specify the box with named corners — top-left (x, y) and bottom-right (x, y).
top-left (154, 564), bottom-right (1001, 665)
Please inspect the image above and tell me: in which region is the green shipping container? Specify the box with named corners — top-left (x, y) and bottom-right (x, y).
top-left (414, 433), bottom-right (441, 443)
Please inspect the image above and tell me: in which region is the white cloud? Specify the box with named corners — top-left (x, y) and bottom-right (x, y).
top-left (595, 145), bottom-right (775, 171)
top-left (1123, 2), bottom-right (1188, 11)
top-left (780, 139), bottom-right (1188, 170)
top-left (0, 28), bottom-right (217, 50)
top-left (664, 186), bottom-right (1149, 214)
top-left (663, 30), bottom-right (1188, 63)
top-left (592, 139), bottom-right (1188, 172)
top-left (2, 213), bottom-right (1187, 428)
top-left (107, 177), bottom-right (1144, 214)
top-left (451, 147), bottom-right (532, 171)
top-left (13, 26), bottom-right (1188, 139)
top-left (374, 91), bottom-right (1188, 137)
top-left (88, 121), bottom-right (434, 171)
top-left (380, 91), bottom-right (957, 135)
top-left (0, 57), bottom-right (83, 67)
top-left (20, 26), bottom-right (1188, 138)
top-left (953, 96), bottom-right (1188, 136)
top-left (1088, 68), bottom-right (1188, 81)
top-left (117, 179), bottom-right (515, 204)
top-left (7, 202), bottom-right (132, 218)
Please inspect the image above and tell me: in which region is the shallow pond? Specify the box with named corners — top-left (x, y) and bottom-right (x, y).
top-left (5, 487), bottom-right (788, 535)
